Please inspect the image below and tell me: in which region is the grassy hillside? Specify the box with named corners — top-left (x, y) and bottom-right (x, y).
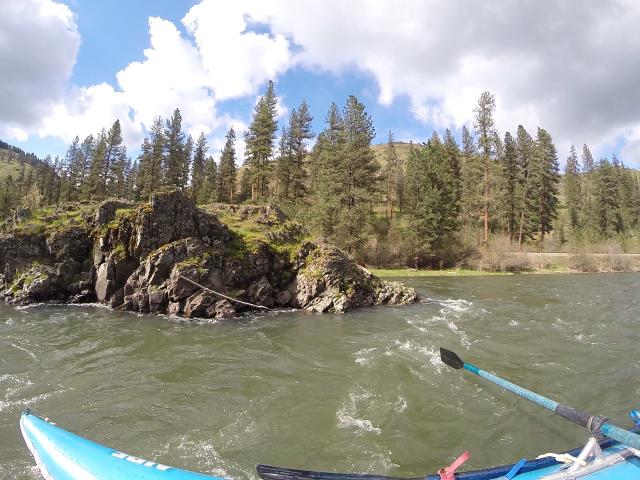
top-left (0, 148), bottom-right (33, 182)
top-left (371, 141), bottom-right (414, 169)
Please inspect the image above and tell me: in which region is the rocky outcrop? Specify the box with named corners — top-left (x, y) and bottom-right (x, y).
top-left (0, 191), bottom-right (417, 317)
top-left (291, 241), bottom-right (417, 313)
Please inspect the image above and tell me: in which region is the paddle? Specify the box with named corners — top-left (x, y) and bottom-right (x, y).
top-left (439, 347), bottom-right (640, 450)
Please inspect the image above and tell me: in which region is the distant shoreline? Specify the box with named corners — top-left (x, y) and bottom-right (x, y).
top-left (371, 254), bottom-right (640, 278)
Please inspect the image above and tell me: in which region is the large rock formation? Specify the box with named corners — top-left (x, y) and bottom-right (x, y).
top-left (0, 191), bottom-right (416, 317)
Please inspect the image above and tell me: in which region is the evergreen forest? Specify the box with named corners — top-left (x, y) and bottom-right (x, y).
top-left (1, 84), bottom-right (639, 268)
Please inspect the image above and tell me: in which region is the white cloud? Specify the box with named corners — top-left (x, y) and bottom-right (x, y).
top-left (4, 0), bottom-right (640, 166)
top-left (228, 0), bottom-right (640, 163)
top-left (116, 17), bottom-right (217, 139)
top-left (0, 1), bottom-right (291, 154)
top-left (183, 2), bottom-right (292, 100)
top-left (0, 0), bottom-right (80, 141)
top-left (38, 83), bottom-right (139, 145)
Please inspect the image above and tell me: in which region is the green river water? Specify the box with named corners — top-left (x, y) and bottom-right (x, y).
top-left (1, 273), bottom-right (639, 478)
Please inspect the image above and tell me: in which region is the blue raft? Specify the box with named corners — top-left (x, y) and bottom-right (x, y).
top-left (20, 410), bottom-right (640, 479)
top-left (20, 410), bottom-right (223, 479)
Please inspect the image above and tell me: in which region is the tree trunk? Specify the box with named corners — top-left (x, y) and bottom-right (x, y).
top-left (518, 211), bottom-right (524, 248)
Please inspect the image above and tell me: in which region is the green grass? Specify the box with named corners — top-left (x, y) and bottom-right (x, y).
top-left (370, 268), bottom-right (515, 277)
top-left (0, 157), bottom-right (32, 183)
top-left (370, 265), bottom-right (579, 278)
top-left (3, 203), bottom-right (93, 235)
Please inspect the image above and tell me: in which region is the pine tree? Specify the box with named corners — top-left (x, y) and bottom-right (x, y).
top-left (460, 125), bottom-right (482, 237)
top-left (593, 158), bottom-right (620, 236)
top-left (64, 136), bottom-right (82, 201)
top-left (404, 135), bottom-right (460, 258)
top-left (104, 119), bottom-right (124, 193)
top-left (616, 159), bottom-right (640, 231)
top-left (182, 134), bottom-right (193, 191)
top-left (164, 109), bottom-right (187, 189)
top-left (582, 144), bottom-right (595, 173)
top-left (244, 81), bottom-right (278, 201)
top-left (383, 131), bottom-right (402, 218)
top-left (0, 176), bottom-right (17, 218)
top-left (274, 125), bottom-right (292, 202)
top-left (112, 147), bottom-right (128, 198)
top-left (515, 125), bottom-right (536, 245)
top-left (138, 117), bottom-right (165, 198)
top-left (308, 103), bottom-right (344, 238)
top-left (191, 132), bottom-right (208, 204)
top-left (529, 128), bottom-right (560, 240)
top-left (125, 159), bottom-right (137, 200)
top-left (564, 145), bottom-right (581, 229)
top-left (333, 95), bottom-right (380, 255)
top-left (287, 100), bottom-right (314, 201)
top-left (77, 135), bottom-right (94, 198)
top-left (501, 132), bottom-right (519, 240)
top-left (579, 144), bottom-right (598, 236)
top-left (201, 156), bottom-right (218, 203)
top-left (85, 131), bottom-right (107, 199)
top-left (218, 127), bottom-right (237, 203)
top-left (473, 91), bottom-right (498, 244)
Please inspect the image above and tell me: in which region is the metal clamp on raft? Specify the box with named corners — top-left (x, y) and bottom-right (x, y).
top-left (587, 415), bottom-right (609, 440)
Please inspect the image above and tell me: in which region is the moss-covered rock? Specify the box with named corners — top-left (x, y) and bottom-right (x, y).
top-left (0, 191), bottom-right (417, 317)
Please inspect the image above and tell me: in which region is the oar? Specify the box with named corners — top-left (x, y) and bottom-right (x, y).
top-left (439, 347), bottom-right (640, 450)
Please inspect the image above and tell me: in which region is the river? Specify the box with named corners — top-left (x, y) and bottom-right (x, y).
top-left (1, 273), bottom-right (639, 478)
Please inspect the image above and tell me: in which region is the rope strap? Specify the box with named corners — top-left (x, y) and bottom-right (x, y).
top-left (536, 452), bottom-right (587, 467)
top-left (178, 275), bottom-right (271, 311)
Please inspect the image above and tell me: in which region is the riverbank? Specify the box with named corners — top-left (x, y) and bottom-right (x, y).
top-left (371, 252), bottom-right (640, 278)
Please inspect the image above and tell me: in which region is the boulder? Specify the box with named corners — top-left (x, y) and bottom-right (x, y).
top-left (94, 200), bottom-right (132, 228)
top-left (247, 276), bottom-right (274, 308)
top-left (293, 241), bottom-right (417, 313)
top-left (184, 291), bottom-right (216, 318)
top-left (211, 299), bottom-right (236, 318)
top-left (148, 288), bottom-right (168, 313)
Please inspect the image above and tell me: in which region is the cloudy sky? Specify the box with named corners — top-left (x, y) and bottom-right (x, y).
top-left (1, 0), bottom-right (640, 166)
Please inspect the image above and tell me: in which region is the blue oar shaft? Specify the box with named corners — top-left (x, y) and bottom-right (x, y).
top-left (463, 363), bottom-right (558, 411)
top-left (462, 362), bottom-right (640, 451)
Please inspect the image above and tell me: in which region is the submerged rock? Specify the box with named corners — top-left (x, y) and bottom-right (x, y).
top-left (0, 191), bottom-right (417, 318)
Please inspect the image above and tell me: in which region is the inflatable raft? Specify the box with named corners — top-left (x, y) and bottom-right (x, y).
top-left (20, 410), bottom-right (222, 479)
top-left (19, 349), bottom-right (640, 480)
top-left (20, 410), bottom-right (640, 480)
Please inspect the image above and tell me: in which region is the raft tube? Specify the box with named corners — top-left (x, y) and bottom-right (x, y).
top-left (20, 410), bottom-right (640, 480)
top-left (20, 410), bottom-right (223, 479)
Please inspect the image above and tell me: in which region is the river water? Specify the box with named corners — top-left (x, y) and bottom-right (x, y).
top-left (1, 273), bottom-right (639, 478)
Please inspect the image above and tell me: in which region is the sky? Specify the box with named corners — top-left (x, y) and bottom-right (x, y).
top-left (1, 0), bottom-right (640, 167)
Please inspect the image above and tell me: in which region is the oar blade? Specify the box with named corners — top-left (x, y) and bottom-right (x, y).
top-left (440, 347), bottom-right (464, 369)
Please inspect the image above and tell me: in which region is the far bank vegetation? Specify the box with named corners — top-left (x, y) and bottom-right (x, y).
top-left (1, 85), bottom-right (639, 273)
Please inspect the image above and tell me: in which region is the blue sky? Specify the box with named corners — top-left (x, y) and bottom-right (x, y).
top-left (2, 1), bottom-right (640, 166)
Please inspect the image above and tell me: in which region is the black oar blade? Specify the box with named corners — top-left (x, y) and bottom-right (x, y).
top-left (440, 347), bottom-right (464, 369)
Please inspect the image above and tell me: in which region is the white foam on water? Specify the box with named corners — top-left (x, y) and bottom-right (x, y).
top-left (353, 348), bottom-right (377, 367)
top-left (4, 377), bottom-right (34, 399)
top-left (366, 449), bottom-right (400, 472)
top-left (336, 390), bottom-right (381, 435)
top-left (15, 302), bottom-right (111, 311)
top-left (155, 434), bottom-right (235, 479)
top-left (0, 391), bottom-right (57, 413)
top-left (10, 342), bottom-right (37, 360)
top-left (394, 395), bottom-right (407, 413)
top-left (444, 320), bottom-right (471, 348)
top-left (437, 298), bottom-right (473, 313)
top-left (390, 340), bottom-right (444, 373)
